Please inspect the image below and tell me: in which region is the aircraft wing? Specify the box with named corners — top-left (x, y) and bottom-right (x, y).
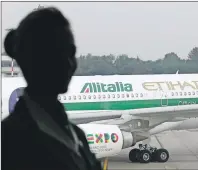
top-left (68, 110), bottom-right (122, 124)
top-left (126, 104), bottom-right (198, 117)
top-left (85, 105), bottom-right (198, 127)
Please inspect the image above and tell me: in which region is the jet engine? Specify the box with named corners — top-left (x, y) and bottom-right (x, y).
top-left (78, 124), bottom-right (147, 158)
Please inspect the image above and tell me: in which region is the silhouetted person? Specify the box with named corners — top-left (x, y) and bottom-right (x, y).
top-left (2, 7), bottom-right (101, 170)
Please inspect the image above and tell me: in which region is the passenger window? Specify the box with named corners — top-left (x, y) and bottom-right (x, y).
top-left (126, 94), bottom-right (129, 98)
top-left (68, 96), bottom-right (71, 100)
top-left (98, 95), bottom-right (101, 99)
top-left (135, 93), bottom-right (138, 97)
top-left (88, 95), bottom-right (91, 99)
top-left (171, 92), bottom-right (174, 96)
top-left (192, 91), bottom-right (195, 95)
top-left (175, 92), bottom-right (178, 96)
top-left (93, 95), bottom-right (96, 99)
top-left (73, 96), bottom-right (76, 100)
top-left (188, 92), bottom-right (191, 95)
top-left (63, 96), bottom-right (66, 100)
top-left (103, 95), bottom-right (106, 99)
top-left (78, 95), bottom-right (81, 100)
top-left (83, 95), bottom-right (86, 99)
top-left (184, 92), bottom-right (187, 96)
top-left (108, 94), bottom-right (110, 98)
top-left (180, 92), bottom-right (182, 96)
top-left (122, 94), bottom-right (125, 98)
top-left (140, 93), bottom-right (143, 97)
top-left (131, 93), bottom-right (134, 98)
top-left (117, 94), bottom-right (120, 98)
top-left (112, 94), bottom-right (115, 98)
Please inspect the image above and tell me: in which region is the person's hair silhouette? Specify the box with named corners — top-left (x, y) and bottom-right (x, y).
top-left (4, 7), bottom-right (77, 96)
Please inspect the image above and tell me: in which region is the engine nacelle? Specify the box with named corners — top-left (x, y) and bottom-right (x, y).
top-left (78, 124), bottom-right (136, 158)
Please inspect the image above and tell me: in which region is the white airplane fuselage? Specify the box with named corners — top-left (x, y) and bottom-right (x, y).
top-left (2, 74), bottom-right (198, 128)
top-left (1, 74), bottom-right (198, 160)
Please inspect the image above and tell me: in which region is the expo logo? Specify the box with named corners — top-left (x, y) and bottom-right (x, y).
top-left (87, 133), bottom-right (119, 144)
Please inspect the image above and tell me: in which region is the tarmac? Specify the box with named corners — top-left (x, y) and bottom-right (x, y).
top-left (104, 130), bottom-right (198, 170)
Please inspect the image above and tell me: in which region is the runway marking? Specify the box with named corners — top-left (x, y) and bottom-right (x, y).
top-left (103, 158), bottom-right (108, 170)
top-left (165, 165), bottom-right (178, 170)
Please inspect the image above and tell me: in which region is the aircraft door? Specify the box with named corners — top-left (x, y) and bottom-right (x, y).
top-left (160, 90), bottom-right (168, 106)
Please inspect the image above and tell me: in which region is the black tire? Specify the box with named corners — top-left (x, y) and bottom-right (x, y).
top-left (139, 150), bottom-right (151, 163)
top-left (129, 148), bottom-right (140, 162)
top-left (155, 149), bottom-right (169, 162)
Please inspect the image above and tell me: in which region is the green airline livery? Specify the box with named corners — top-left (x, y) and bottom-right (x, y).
top-left (63, 98), bottom-right (198, 111)
top-left (80, 82), bottom-right (133, 93)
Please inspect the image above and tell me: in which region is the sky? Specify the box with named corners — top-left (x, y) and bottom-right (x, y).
top-left (2, 2), bottom-right (198, 61)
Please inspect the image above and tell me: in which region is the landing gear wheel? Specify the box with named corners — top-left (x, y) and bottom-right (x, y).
top-left (155, 149), bottom-right (169, 162)
top-left (129, 148), bottom-right (140, 162)
top-left (139, 150), bottom-right (151, 163)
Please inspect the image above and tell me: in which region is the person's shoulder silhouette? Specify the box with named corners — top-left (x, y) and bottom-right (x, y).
top-left (2, 7), bottom-right (101, 170)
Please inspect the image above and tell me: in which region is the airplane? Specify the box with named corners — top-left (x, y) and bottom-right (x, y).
top-left (1, 74), bottom-right (198, 163)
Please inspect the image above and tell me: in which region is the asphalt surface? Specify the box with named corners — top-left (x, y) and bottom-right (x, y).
top-left (105, 130), bottom-right (198, 170)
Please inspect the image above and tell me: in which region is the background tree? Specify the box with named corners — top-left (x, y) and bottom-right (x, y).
top-left (74, 47), bottom-right (198, 75)
top-left (188, 47), bottom-right (198, 61)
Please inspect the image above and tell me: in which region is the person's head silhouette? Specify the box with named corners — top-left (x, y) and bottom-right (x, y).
top-left (4, 7), bottom-right (77, 98)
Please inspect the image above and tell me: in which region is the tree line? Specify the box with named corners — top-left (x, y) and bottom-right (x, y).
top-left (2, 47), bottom-right (198, 76)
top-left (74, 47), bottom-right (198, 76)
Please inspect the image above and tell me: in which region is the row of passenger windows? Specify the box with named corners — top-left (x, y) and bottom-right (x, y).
top-left (58, 91), bottom-right (198, 101)
top-left (171, 91), bottom-right (198, 96)
top-left (58, 93), bottom-right (140, 100)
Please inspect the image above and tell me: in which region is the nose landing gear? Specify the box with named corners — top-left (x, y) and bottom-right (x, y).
top-left (129, 144), bottom-right (169, 163)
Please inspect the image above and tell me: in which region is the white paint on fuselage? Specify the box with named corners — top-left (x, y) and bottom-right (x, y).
top-left (2, 74), bottom-right (198, 131)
